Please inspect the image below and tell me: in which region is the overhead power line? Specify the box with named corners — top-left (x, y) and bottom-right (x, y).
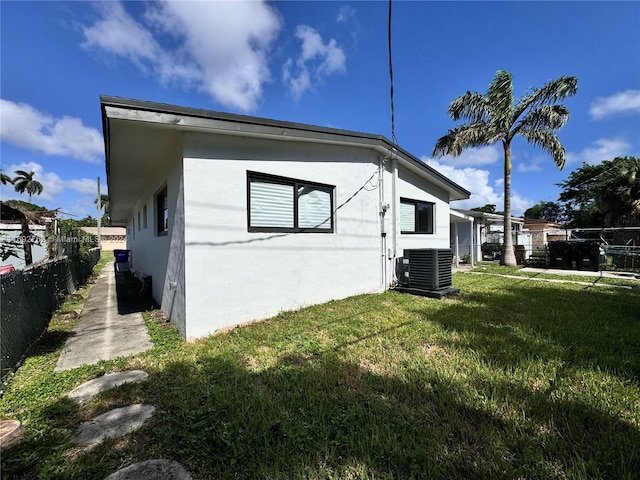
top-left (388, 0), bottom-right (397, 146)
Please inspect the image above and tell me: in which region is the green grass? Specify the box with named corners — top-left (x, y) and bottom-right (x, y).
top-left (1, 267), bottom-right (639, 479)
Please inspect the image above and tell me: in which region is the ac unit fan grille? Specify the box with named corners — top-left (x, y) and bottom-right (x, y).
top-left (404, 249), bottom-right (453, 290)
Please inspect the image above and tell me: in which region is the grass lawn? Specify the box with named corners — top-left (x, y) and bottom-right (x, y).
top-left (1, 265), bottom-right (639, 479)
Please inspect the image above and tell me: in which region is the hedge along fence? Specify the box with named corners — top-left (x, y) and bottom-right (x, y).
top-left (0, 248), bottom-right (101, 378)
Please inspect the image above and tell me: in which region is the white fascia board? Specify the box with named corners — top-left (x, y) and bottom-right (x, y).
top-left (104, 105), bottom-right (382, 148)
top-left (450, 210), bottom-right (474, 222)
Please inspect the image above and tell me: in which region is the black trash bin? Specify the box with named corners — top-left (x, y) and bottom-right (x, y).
top-left (548, 241), bottom-right (573, 269)
top-left (575, 241), bottom-right (600, 272)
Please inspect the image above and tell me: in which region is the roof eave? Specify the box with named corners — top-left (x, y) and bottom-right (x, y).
top-left (100, 95), bottom-right (470, 201)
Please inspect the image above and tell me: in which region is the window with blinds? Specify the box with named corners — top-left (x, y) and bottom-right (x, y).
top-left (156, 185), bottom-right (168, 236)
top-left (248, 171), bottom-right (334, 233)
top-left (400, 198), bottom-right (434, 234)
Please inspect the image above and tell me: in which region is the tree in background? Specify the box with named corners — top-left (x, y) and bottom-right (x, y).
top-left (4, 199), bottom-right (48, 213)
top-left (94, 194), bottom-right (111, 226)
top-left (1, 169), bottom-right (13, 185)
top-left (523, 201), bottom-right (563, 223)
top-left (558, 156), bottom-right (640, 227)
top-left (433, 70), bottom-right (578, 265)
top-left (13, 170), bottom-right (44, 203)
top-left (471, 204), bottom-right (499, 214)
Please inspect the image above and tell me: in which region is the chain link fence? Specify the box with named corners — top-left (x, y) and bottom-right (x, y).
top-left (571, 229), bottom-right (640, 271)
top-left (1, 248), bottom-right (101, 378)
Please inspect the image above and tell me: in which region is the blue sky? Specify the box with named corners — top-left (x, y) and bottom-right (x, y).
top-left (1, 1), bottom-right (639, 219)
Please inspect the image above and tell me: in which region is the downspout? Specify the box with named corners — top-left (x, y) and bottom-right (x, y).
top-left (379, 155), bottom-right (386, 292)
top-left (391, 155), bottom-right (398, 284)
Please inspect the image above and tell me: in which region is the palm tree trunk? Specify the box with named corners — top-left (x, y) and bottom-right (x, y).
top-left (502, 141), bottom-right (517, 266)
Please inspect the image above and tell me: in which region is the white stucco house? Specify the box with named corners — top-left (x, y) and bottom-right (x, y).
top-left (101, 96), bottom-right (470, 339)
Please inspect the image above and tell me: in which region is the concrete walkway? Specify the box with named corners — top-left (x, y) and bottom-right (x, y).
top-left (55, 266), bottom-right (153, 372)
top-left (520, 266), bottom-right (639, 280)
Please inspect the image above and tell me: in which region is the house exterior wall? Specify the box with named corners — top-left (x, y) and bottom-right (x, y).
top-left (100, 237), bottom-right (127, 251)
top-left (124, 142), bottom-right (187, 336)
top-left (118, 131), bottom-right (455, 340)
top-left (450, 222), bottom-right (473, 261)
top-left (181, 133), bottom-right (387, 338)
top-left (80, 227), bottom-right (127, 251)
top-left (395, 167), bottom-right (451, 251)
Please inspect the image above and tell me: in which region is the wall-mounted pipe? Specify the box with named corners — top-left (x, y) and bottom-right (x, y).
top-left (379, 155), bottom-right (386, 292)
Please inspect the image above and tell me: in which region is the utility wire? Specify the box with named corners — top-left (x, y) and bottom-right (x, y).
top-left (388, 0), bottom-right (397, 146)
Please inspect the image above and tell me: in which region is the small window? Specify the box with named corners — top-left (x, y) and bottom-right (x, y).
top-left (247, 171), bottom-right (334, 233)
top-left (143, 205), bottom-right (148, 229)
top-left (400, 198), bottom-right (434, 234)
top-left (156, 185), bottom-right (168, 236)
top-left (137, 211), bottom-right (141, 231)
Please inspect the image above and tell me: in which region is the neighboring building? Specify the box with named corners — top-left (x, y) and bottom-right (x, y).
top-left (450, 209), bottom-right (526, 264)
top-left (523, 218), bottom-right (567, 250)
top-left (80, 227), bottom-right (127, 251)
top-left (0, 223), bottom-right (48, 269)
top-left (102, 96), bottom-right (470, 339)
top-left (0, 202), bottom-right (53, 270)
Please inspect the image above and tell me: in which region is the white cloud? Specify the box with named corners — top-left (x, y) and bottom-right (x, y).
top-left (589, 90), bottom-right (640, 120)
top-left (434, 145), bottom-right (501, 167)
top-left (64, 197), bottom-right (97, 220)
top-left (2, 161), bottom-right (65, 203)
top-left (517, 161), bottom-right (543, 173)
top-left (66, 178), bottom-right (100, 195)
top-left (337, 5), bottom-right (356, 24)
top-left (423, 157), bottom-right (533, 216)
top-left (0, 99), bottom-right (103, 163)
top-left (517, 155), bottom-right (547, 172)
top-left (566, 138), bottom-right (631, 165)
top-left (283, 25), bottom-right (346, 99)
top-left (82, 1), bottom-right (281, 112)
top-left (82, 2), bottom-right (161, 70)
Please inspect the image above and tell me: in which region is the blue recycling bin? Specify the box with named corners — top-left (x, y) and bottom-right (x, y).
top-left (113, 249), bottom-right (131, 272)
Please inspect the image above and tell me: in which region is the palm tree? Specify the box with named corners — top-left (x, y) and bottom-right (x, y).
top-left (13, 170), bottom-right (44, 203)
top-left (433, 70), bottom-right (578, 265)
top-left (94, 194), bottom-right (111, 226)
top-left (1, 168), bottom-right (13, 185)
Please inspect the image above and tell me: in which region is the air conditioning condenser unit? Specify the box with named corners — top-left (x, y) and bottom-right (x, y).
top-left (395, 248), bottom-right (459, 298)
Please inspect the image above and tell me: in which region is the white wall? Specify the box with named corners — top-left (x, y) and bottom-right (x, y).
top-left (121, 130), bottom-right (456, 339)
top-left (124, 142), bottom-right (187, 336)
top-left (450, 221), bottom-right (475, 262)
top-left (394, 167), bottom-right (451, 252)
top-left (0, 224), bottom-right (48, 269)
top-left (182, 133), bottom-right (385, 338)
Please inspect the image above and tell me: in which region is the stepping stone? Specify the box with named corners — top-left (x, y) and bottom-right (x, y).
top-left (104, 459), bottom-right (193, 480)
top-left (71, 404), bottom-right (155, 448)
top-left (68, 370), bottom-right (149, 403)
top-left (0, 420), bottom-right (23, 450)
